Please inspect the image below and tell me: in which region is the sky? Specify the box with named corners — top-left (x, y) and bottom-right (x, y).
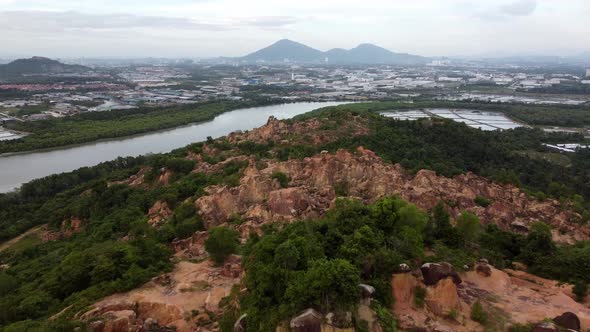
top-left (0, 0), bottom-right (588, 58)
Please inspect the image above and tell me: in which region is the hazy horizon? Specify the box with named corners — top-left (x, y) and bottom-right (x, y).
top-left (1, 0), bottom-right (589, 58)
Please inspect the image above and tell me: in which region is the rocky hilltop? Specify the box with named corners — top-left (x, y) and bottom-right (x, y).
top-left (78, 114), bottom-right (590, 331)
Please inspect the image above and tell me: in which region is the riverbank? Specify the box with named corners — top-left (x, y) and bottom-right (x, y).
top-left (0, 100), bottom-right (268, 154)
top-left (0, 102), bottom-right (347, 192)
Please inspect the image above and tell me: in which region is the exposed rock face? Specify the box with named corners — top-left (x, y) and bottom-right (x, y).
top-left (392, 264), bottom-right (590, 331)
top-left (221, 255), bottom-right (243, 278)
top-left (463, 267), bottom-right (590, 330)
top-left (158, 169), bottom-right (173, 186)
top-left (83, 260), bottom-right (241, 332)
top-left (147, 201), bottom-right (173, 227)
top-left (227, 115), bottom-right (369, 147)
top-left (425, 278), bottom-right (462, 316)
top-left (391, 273), bottom-right (418, 312)
top-left (193, 146), bottom-right (586, 242)
top-left (554, 312), bottom-right (581, 331)
top-left (420, 263), bottom-right (462, 286)
top-left (172, 231), bottom-right (208, 260)
top-left (108, 167), bottom-right (148, 188)
top-left (41, 217), bottom-right (84, 242)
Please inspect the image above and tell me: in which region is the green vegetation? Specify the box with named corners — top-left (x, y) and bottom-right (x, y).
top-left (271, 171), bottom-right (290, 188)
top-left (0, 143), bottom-right (249, 328)
top-left (446, 308), bottom-right (459, 321)
top-left (297, 102), bottom-right (590, 215)
top-left (0, 100), bottom-right (271, 153)
top-left (573, 281), bottom-right (587, 302)
top-left (372, 302), bottom-right (397, 332)
top-left (3, 100), bottom-right (590, 330)
top-left (474, 195), bottom-right (491, 207)
top-left (470, 301), bottom-right (488, 325)
top-left (413, 286), bottom-right (427, 308)
top-left (205, 227), bottom-right (240, 265)
top-left (239, 197), bottom-right (423, 330)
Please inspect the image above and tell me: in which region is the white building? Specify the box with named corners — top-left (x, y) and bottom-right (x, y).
top-left (586, 68), bottom-right (590, 77)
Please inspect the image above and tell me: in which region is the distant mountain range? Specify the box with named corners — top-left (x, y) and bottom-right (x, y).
top-left (240, 39), bottom-right (427, 65)
top-left (0, 57), bottom-right (89, 76)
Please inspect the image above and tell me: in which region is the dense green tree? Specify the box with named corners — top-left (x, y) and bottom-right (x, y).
top-left (456, 212), bottom-right (482, 246)
top-left (205, 227), bottom-right (240, 265)
top-left (573, 281), bottom-right (588, 302)
top-left (520, 222), bottom-right (556, 265)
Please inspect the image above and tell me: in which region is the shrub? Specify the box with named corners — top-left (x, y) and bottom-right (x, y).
top-left (470, 301), bottom-right (488, 324)
top-left (573, 280), bottom-right (588, 302)
top-left (474, 195), bottom-right (491, 207)
top-left (446, 308), bottom-right (459, 321)
top-left (371, 301), bottom-right (397, 332)
top-left (165, 158), bottom-right (196, 175)
top-left (334, 181), bottom-right (349, 197)
top-left (413, 286), bottom-right (426, 308)
top-left (205, 227), bottom-right (239, 265)
top-left (271, 171), bottom-right (290, 188)
top-left (456, 212), bottom-right (482, 246)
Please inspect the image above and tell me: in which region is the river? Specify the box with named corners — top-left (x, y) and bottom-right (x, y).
top-left (0, 102), bottom-right (345, 193)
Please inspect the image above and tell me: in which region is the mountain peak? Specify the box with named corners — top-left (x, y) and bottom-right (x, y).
top-left (241, 39), bottom-right (426, 65)
top-left (243, 39), bottom-right (323, 62)
top-left (0, 57), bottom-right (89, 76)
top-left (275, 39), bottom-right (299, 45)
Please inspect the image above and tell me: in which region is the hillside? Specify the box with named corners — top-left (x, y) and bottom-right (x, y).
top-left (0, 56), bottom-right (89, 76)
top-left (1, 103), bottom-right (590, 331)
top-left (240, 39), bottom-right (427, 64)
top-left (241, 39), bottom-right (324, 63)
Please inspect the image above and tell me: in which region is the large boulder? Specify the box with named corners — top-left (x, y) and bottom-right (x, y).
top-left (359, 284), bottom-right (376, 305)
top-left (475, 262), bottom-right (492, 277)
top-left (554, 312), bottom-right (581, 331)
top-left (290, 308), bottom-right (322, 332)
top-left (420, 263), bottom-right (462, 286)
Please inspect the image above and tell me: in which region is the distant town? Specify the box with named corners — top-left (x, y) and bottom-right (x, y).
top-left (1, 41), bottom-right (590, 141)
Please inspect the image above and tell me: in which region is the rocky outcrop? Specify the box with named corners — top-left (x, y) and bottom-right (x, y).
top-left (392, 262), bottom-right (590, 331)
top-left (108, 167), bottom-right (148, 188)
top-left (83, 260), bottom-right (242, 332)
top-left (290, 308), bottom-right (323, 332)
top-left (392, 273), bottom-right (418, 312)
top-left (554, 312), bottom-right (581, 331)
top-left (172, 231), bottom-right (208, 259)
top-left (420, 262), bottom-right (462, 286)
top-left (41, 217), bottom-right (84, 242)
top-left (227, 115), bottom-right (369, 147)
top-left (193, 147), bottom-right (587, 242)
top-left (147, 201), bottom-right (173, 227)
top-left (475, 260), bottom-right (492, 277)
top-left (425, 278), bottom-right (462, 316)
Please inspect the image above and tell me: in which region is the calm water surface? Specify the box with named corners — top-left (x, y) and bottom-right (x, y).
top-left (0, 102), bottom-right (345, 192)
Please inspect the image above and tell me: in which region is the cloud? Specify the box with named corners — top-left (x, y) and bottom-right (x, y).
top-left (239, 16), bottom-right (299, 28)
top-left (500, 0), bottom-right (537, 16)
top-left (0, 10), bottom-right (299, 33)
top-left (473, 0), bottom-right (538, 20)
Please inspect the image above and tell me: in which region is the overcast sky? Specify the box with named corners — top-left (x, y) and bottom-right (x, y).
top-left (0, 0), bottom-right (588, 58)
